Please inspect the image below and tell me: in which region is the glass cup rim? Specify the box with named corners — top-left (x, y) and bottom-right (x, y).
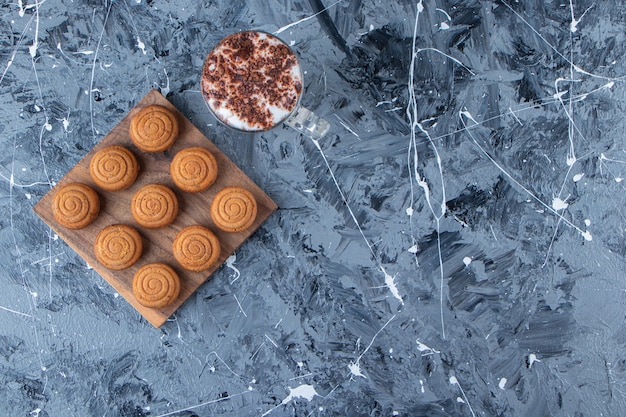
top-left (200, 30), bottom-right (304, 133)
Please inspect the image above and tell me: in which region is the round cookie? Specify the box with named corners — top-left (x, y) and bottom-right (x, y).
top-left (173, 225), bottom-right (221, 271)
top-left (210, 186), bottom-right (257, 232)
top-left (132, 263), bottom-right (180, 308)
top-left (52, 182), bottom-right (100, 229)
top-left (129, 105), bottom-right (179, 152)
top-left (89, 145), bottom-right (139, 191)
top-left (94, 224), bottom-right (142, 270)
top-left (131, 184), bottom-right (179, 229)
top-left (170, 147), bottom-right (218, 193)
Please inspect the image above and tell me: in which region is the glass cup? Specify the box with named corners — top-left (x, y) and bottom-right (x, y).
top-left (200, 30), bottom-right (330, 139)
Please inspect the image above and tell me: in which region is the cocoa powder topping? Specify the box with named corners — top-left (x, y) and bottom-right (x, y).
top-left (201, 31), bottom-right (303, 131)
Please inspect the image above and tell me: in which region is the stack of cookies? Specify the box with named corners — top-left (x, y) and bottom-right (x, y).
top-left (50, 104), bottom-right (258, 310)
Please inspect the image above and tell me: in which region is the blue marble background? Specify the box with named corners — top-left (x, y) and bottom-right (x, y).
top-left (0, 0), bottom-right (624, 416)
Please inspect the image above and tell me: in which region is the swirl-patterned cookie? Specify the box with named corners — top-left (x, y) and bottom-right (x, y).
top-left (132, 263), bottom-right (180, 308)
top-left (210, 186), bottom-right (257, 232)
top-left (173, 225), bottom-right (221, 271)
top-left (52, 182), bottom-right (100, 229)
top-left (170, 147), bottom-right (218, 193)
top-left (129, 105), bottom-right (179, 152)
top-left (94, 224), bottom-right (143, 270)
top-left (131, 184), bottom-right (179, 229)
top-left (89, 145), bottom-right (139, 191)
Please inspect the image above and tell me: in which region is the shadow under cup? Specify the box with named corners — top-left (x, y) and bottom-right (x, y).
top-left (200, 30), bottom-right (330, 139)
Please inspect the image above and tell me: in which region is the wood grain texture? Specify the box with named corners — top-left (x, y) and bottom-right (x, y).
top-left (33, 89), bottom-right (277, 327)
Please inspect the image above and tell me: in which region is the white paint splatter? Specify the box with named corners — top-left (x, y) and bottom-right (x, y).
top-left (463, 256), bottom-right (472, 266)
top-left (552, 197), bottom-right (569, 211)
top-left (29, 43), bottom-right (38, 58)
top-left (233, 294), bottom-right (247, 317)
top-left (62, 117), bottom-right (70, 131)
top-left (136, 37), bottom-right (147, 54)
top-left (226, 254), bottom-right (241, 283)
top-left (436, 8), bottom-right (452, 21)
top-left (281, 384), bottom-right (320, 404)
top-left (264, 384), bottom-right (319, 416)
top-left (334, 114), bottom-right (360, 138)
top-left (416, 339), bottom-right (441, 355)
top-left (573, 173), bottom-right (584, 182)
top-left (440, 22), bottom-right (450, 30)
top-left (528, 353), bottom-right (541, 368)
top-left (263, 384), bottom-right (321, 416)
top-left (406, 206), bottom-right (414, 216)
top-left (265, 334), bottom-right (278, 348)
top-left (582, 230), bottom-right (592, 241)
top-left (569, 2), bottom-right (593, 33)
top-left (0, 305), bottom-right (32, 318)
top-left (348, 362), bottom-right (367, 378)
top-left (382, 267), bottom-right (403, 304)
top-left (584, 219), bottom-right (591, 227)
top-left (498, 377), bottom-right (507, 390)
top-left (162, 70), bottom-right (171, 97)
top-left (508, 107), bottom-right (524, 125)
top-left (408, 245), bottom-right (418, 254)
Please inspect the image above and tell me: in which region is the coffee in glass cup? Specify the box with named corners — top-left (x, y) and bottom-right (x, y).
top-left (201, 30), bottom-right (330, 139)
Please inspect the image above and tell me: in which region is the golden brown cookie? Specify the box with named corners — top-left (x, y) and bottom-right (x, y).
top-left (89, 145), bottom-right (139, 191)
top-left (170, 147), bottom-right (218, 193)
top-left (129, 105), bottom-right (179, 152)
top-left (210, 186), bottom-right (257, 232)
top-left (94, 224), bottom-right (143, 270)
top-left (131, 184), bottom-right (179, 229)
top-left (51, 182), bottom-right (100, 229)
top-left (132, 263), bottom-right (180, 308)
top-left (173, 225), bottom-right (221, 271)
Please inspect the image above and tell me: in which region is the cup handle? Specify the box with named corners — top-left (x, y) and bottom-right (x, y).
top-left (284, 106), bottom-right (330, 139)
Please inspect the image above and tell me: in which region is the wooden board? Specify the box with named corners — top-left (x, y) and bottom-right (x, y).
top-left (33, 89), bottom-right (277, 327)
